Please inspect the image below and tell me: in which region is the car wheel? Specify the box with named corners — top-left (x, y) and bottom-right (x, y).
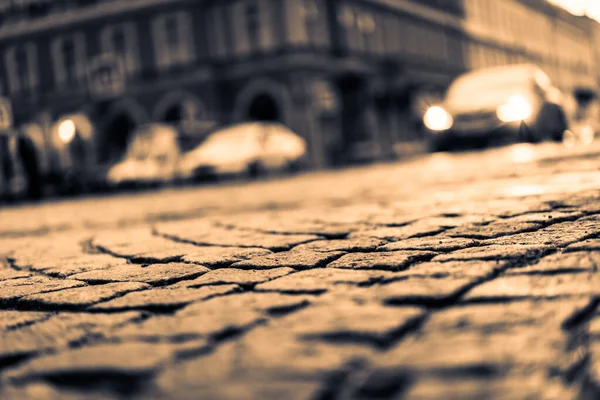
top-left (246, 161), bottom-right (266, 180)
top-left (16, 137), bottom-right (42, 200)
top-left (550, 109), bottom-right (567, 142)
top-left (519, 122), bottom-right (539, 144)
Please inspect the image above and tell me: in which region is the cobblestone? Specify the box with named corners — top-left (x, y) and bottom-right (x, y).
top-left (231, 251), bottom-right (346, 270)
top-left (465, 272), bottom-right (600, 301)
top-left (327, 251), bottom-right (436, 271)
top-left (378, 237), bottom-right (480, 252)
top-left (70, 263), bottom-right (210, 285)
top-left (3, 145), bottom-right (600, 398)
top-left (91, 284), bottom-right (240, 311)
top-left (255, 269), bottom-right (393, 294)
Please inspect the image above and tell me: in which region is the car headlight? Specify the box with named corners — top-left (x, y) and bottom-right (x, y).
top-left (424, 106), bottom-right (453, 131)
top-left (58, 119), bottom-right (76, 144)
top-left (497, 95), bottom-right (532, 123)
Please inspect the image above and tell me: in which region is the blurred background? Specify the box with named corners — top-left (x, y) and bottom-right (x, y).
top-left (1, 0), bottom-right (600, 201)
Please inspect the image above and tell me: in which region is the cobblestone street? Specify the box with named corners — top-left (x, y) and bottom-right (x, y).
top-left (3, 142), bottom-right (600, 399)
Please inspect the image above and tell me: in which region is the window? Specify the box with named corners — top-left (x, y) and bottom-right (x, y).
top-left (246, 1), bottom-right (260, 52)
top-left (100, 22), bottom-right (139, 75)
top-left (303, 0), bottom-right (324, 48)
top-left (4, 43), bottom-right (38, 95)
top-left (152, 11), bottom-right (195, 70)
top-left (51, 34), bottom-right (86, 88)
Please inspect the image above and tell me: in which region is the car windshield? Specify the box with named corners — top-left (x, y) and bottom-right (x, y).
top-left (202, 126), bottom-right (261, 151)
top-left (447, 67), bottom-right (533, 100)
top-left (126, 127), bottom-right (177, 161)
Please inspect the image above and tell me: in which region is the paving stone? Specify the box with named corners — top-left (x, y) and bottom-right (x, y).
top-left (385, 260), bottom-right (503, 280)
top-left (507, 251), bottom-right (600, 275)
top-left (181, 246), bottom-right (273, 267)
top-left (486, 219), bottom-right (600, 247)
top-left (179, 292), bottom-right (313, 318)
top-left (93, 228), bottom-right (207, 262)
top-left (566, 238), bottom-right (600, 252)
top-left (0, 311), bottom-right (49, 332)
top-left (433, 245), bottom-right (551, 262)
top-left (231, 251), bottom-right (345, 270)
top-left (255, 269), bottom-right (393, 294)
top-left (327, 251), bottom-right (436, 272)
top-left (275, 301), bottom-right (423, 346)
top-left (348, 220), bottom-right (447, 241)
top-left (379, 277), bottom-right (474, 305)
top-left (19, 282), bottom-right (150, 308)
top-left (183, 267), bottom-right (294, 287)
top-left (216, 213), bottom-right (355, 237)
top-left (0, 312), bottom-right (142, 360)
top-left (91, 284), bottom-right (239, 311)
top-left (465, 272), bottom-right (600, 301)
top-left (155, 338), bottom-right (357, 398)
top-left (112, 300), bottom-right (264, 341)
top-left (111, 294), bottom-right (303, 342)
top-left (446, 221), bottom-right (542, 239)
top-left (403, 373), bottom-right (576, 400)
top-left (70, 263), bottom-right (210, 285)
top-left (423, 298), bottom-right (591, 334)
top-left (585, 341), bottom-right (600, 391)
top-left (10, 253), bottom-right (129, 278)
top-left (4, 342), bottom-right (173, 384)
top-left (0, 383), bottom-right (110, 400)
top-left (589, 316), bottom-right (600, 339)
top-left (376, 328), bottom-right (569, 374)
top-left (0, 276), bottom-right (85, 303)
top-left (0, 265), bottom-right (31, 281)
top-left (378, 237), bottom-right (480, 252)
top-left (291, 238), bottom-right (386, 253)
top-left (156, 220), bottom-right (319, 250)
top-left (503, 211), bottom-right (582, 225)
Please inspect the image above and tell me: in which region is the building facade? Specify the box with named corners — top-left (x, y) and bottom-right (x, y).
top-left (462, 0), bottom-right (597, 91)
top-left (0, 0), bottom-right (597, 171)
top-left (0, 0), bottom-right (468, 168)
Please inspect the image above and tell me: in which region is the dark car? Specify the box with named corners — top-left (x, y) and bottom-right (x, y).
top-left (424, 64), bottom-right (568, 151)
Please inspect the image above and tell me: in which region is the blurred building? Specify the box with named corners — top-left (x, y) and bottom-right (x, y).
top-left (462, 0), bottom-right (597, 91)
top-left (1, 0), bottom-right (597, 170)
top-left (0, 0), bottom-right (468, 168)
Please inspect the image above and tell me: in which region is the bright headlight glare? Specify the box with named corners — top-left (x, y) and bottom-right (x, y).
top-left (58, 119), bottom-right (76, 144)
top-left (424, 106), bottom-right (453, 131)
top-left (497, 95), bottom-right (532, 123)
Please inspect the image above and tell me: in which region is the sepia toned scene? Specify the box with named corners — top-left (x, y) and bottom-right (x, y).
top-left (3, 0), bottom-right (600, 399)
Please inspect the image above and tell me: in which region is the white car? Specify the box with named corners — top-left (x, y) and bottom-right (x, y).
top-left (106, 124), bottom-right (180, 187)
top-left (424, 64), bottom-right (568, 151)
top-left (178, 122), bottom-right (307, 180)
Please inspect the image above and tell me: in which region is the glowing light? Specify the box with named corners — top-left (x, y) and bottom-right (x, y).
top-left (58, 119), bottom-right (76, 144)
top-left (497, 95), bottom-right (533, 123)
top-left (509, 143), bottom-right (535, 164)
top-left (424, 106), bottom-right (453, 131)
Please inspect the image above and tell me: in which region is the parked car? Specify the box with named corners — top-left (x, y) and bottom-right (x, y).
top-left (178, 122), bottom-right (307, 180)
top-left (563, 86), bottom-right (600, 146)
top-left (424, 64), bottom-right (568, 151)
top-left (106, 124), bottom-right (180, 188)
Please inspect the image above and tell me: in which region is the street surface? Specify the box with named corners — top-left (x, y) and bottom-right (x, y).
top-left (2, 142), bottom-right (600, 399)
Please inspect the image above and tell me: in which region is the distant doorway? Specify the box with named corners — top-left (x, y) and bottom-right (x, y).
top-left (246, 93), bottom-right (280, 122)
top-left (100, 113), bottom-right (137, 163)
top-left (163, 105), bottom-right (183, 123)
